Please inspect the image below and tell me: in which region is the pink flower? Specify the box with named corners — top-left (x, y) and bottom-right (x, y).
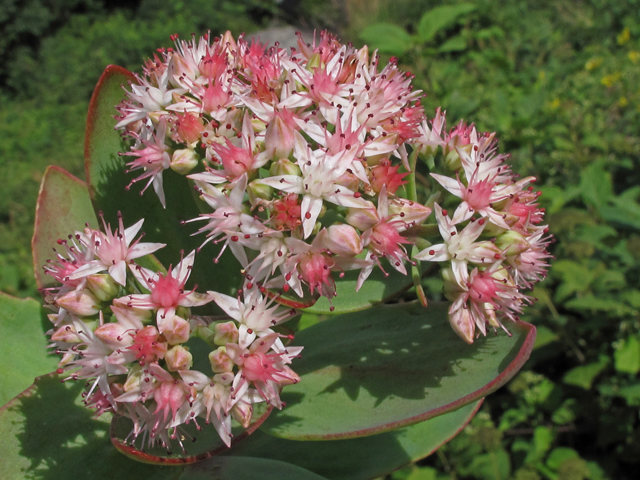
top-left (69, 213), bottom-right (165, 286)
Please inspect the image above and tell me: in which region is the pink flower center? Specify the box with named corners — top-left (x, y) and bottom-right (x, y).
top-left (271, 194), bottom-right (302, 230)
top-left (153, 380), bottom-right (186, 425)
top-left (463, 178), bottom-right (494, 211)
top-left (468, 273), bottom-right (499, 304)
top-left (128, 326), bottom-right (167, 364)
top-left (150, 273), bottom-right (182, 308)
top-left (243, 351), bottom-right (280, 383)
top-left (370, 222), bottom-right (410, 257)
top-left (299, 251), bottom-right (334, 296)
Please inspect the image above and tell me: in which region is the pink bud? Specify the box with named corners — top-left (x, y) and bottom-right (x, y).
top-left (94, 322), bottom-right (132, 349)
top-left (265, 109), bottom-right (297, 159)
top-left (388, 198), bottom-right (432, 226)
top-left (55, 290), bottom-right (100, 316)
top-left (161, 315), bottom-right (191, 345)
top-left (231, 401), bottom-right (253, 428)
top-left (51, 324), bottom-right (82, 343)
top-left (209, 346), bottom-right (234, 373)
top-left (346, 206), bottom-right (379, 231)
top-left (165, 345), bottom-right (193, 372)
top-left (86, 274), bottom-right (119, 302)
top-left (214, 321), bottom-right (239, 346)
top-left (449, 306), bottom-right (475, 344)
top-left (323, 225), bottom-right (363, 257)
top-left (170, 149), bottom-right (199, 175)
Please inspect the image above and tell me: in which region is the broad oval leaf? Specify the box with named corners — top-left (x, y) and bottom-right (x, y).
top-left (32, 165), bottom-right (98, 289)
top-left (224, 400), bottom-right (482, 480)
top-left (0, 294), bottom-right (58, 406)
top-left (260, 301), bottom-right (535, 440)
top-left (417, 3), bottom-right (476, 43)
top-left (110, 403), bottom-right (273, 465)
top-left (359, 23), bottom-right (413, 56)
top-left (304, 267), bottom-right (412, 315)
top-left (0, 375), bottom-right (327, 479)
top-left (84, 65), bottom-right (242, 298)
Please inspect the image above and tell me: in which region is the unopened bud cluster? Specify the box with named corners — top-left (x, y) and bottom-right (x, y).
top-left (42, 214), bottom-right (301, 449)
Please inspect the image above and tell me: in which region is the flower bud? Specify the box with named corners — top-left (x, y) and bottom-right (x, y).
top-left (442, 268), bottom-right (464, 301)
top-left (449, 306), bottom-right (475, 344)
top-left (346, 206), bottom-right (378, 231)
top-left (170, 149), bottom-right (199, 175)
top-left (124, 364), bottom-right (144, 392)
top-left (161, 315), bottom-right (191, 345)
top-left (388, 198), bottom-right (432, 226)
top-left (265, 110), bottom-right (297, 159)
top-left (231, 401), bottom-right (253, 428)
top-left (209, 346), bottom-right (234, 373)
top-left (86, 274), bottom-right (120, 302)
top-left (55, 290), bottom-right (100, 316)
top-left (165, 345), bottom-right (193, 371)
top-left (323, 225), bottom-right (363, 257)
top-left (51, 324), bottom-right (82, 344)
top-left (247, 180), bottom-right (274, 204)
top-left (495, 230), bottom-right (531, 256)
top-left (94, 322), bottom-right (132, 349)
top-left (214, 321), bottom-right (239, 346)
top-left (270, 158), bottom-right (301, 177)
top-left (306, 52), bottom-right (322, 71)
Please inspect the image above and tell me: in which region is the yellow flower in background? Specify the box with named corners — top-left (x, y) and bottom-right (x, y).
top-left (585, 57), bottom-right (603, 70)
top-left (601, 72), bottom-right (622, 87)
top-left (629, 51), bottom-right (640, 64)
top-left (617, 27), bottom-right (630, 45)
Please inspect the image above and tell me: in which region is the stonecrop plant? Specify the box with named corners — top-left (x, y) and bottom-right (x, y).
top-left (17, 30), bottom-right (550, 477)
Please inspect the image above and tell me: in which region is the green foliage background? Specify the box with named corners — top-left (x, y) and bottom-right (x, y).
top-left (1, 0), bottom-right (639, 478)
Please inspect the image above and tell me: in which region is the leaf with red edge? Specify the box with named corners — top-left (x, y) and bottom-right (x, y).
top-left (110, 402), bottom-right (273, 466)
top-left (304, 267), bottom-right (413, 315)
top-left (0, 294), bottom-right (58, 406)
top-left (32, 166), bottom-right (98, 289)
top-left (84, 65), bottom-right (242, 298)
top-left (223, 400), bottom-right (482, 480)
top-left (260, 301), bottom-right (535, 440)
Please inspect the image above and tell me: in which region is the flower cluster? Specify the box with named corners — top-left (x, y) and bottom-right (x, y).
top-left (42, 214), bottom-right (301, 449)
top-left (113, 30), bottom-right (551, 340)
top-left (115, 31), bottom-right (432, 307)
top-left (413, 110), bottom-right (552, 342)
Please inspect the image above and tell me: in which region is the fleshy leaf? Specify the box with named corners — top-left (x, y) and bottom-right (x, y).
top-left (260, 301), bottom-right (535, 439)
top-left (180, 457), bottom-right (328, 480)
top-left (304, 267), bottom-right (412, 315)
top-left (224, 400), bottom-right (482, 480)
top-left (0, 374), bottom-right (326, 479)
top-left (84, 65), bottom-right (242, 297)
top-left (32, 166), bottom-right (98, 289)
top-left (110, 403), bottom-right (272, 465)
top-left (0, 294), bottom-right (58, 406)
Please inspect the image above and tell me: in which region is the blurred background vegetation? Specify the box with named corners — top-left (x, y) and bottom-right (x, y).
top-left (1, 0), bottom-right (639, 478)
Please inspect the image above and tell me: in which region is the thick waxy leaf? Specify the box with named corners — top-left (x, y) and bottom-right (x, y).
top-left (0, 294), bottom-right (58, 406)
top-left (0, 374), bottom-right (326, 479)
top-left (32, 166), bottom-right (98, 289)
top-left (110, 402), bottom-right (272, 465)
top-left (304, 267), bottom-right (412, 315)
top-left (224, 400), bottom-right (482, 480)
top-left (261, 301), bottom-right (535, 439)
top-left (84, 65), bottom-right (242, 298)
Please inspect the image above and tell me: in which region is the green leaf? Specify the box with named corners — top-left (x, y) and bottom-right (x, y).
top-left (614, 335), bottom-right (640, 374)
top-left (438, 35), bottom-right (467, 53)
top-left (260, 302), bottom-right (535, 440)
top-left (182, 457), bottom-right (328, 480)
top-left (598, 381), bottom-right (640, 406)
top-left (31, 166), bottom-right (98, 289)
top-left (546, 447), bottom-right (579, 470)
top-left (523, 426), bottom-right (554, 465)
top-left (0, 375), bottom-right (326, 479)
top-left (224, 400), bottom-right (482, 480)
top-left (304, 267), bottom-right (412, 315)
top-left (533, 326), bottom-right (558, 350)
top-left (579, 161), bottom-right (613, 212)
top-left (110, 402), bottom-right (273, 465)
top-left (359, 23), bottom-right (413, 55)
top-left (563, 355), bottom-right (609, 389)
top-left (0, 294), bottom-right (59, 406)
top-left (84, 65), bottom-right (242, 298)
top-left (417, 4), bottom-right (476, 43)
